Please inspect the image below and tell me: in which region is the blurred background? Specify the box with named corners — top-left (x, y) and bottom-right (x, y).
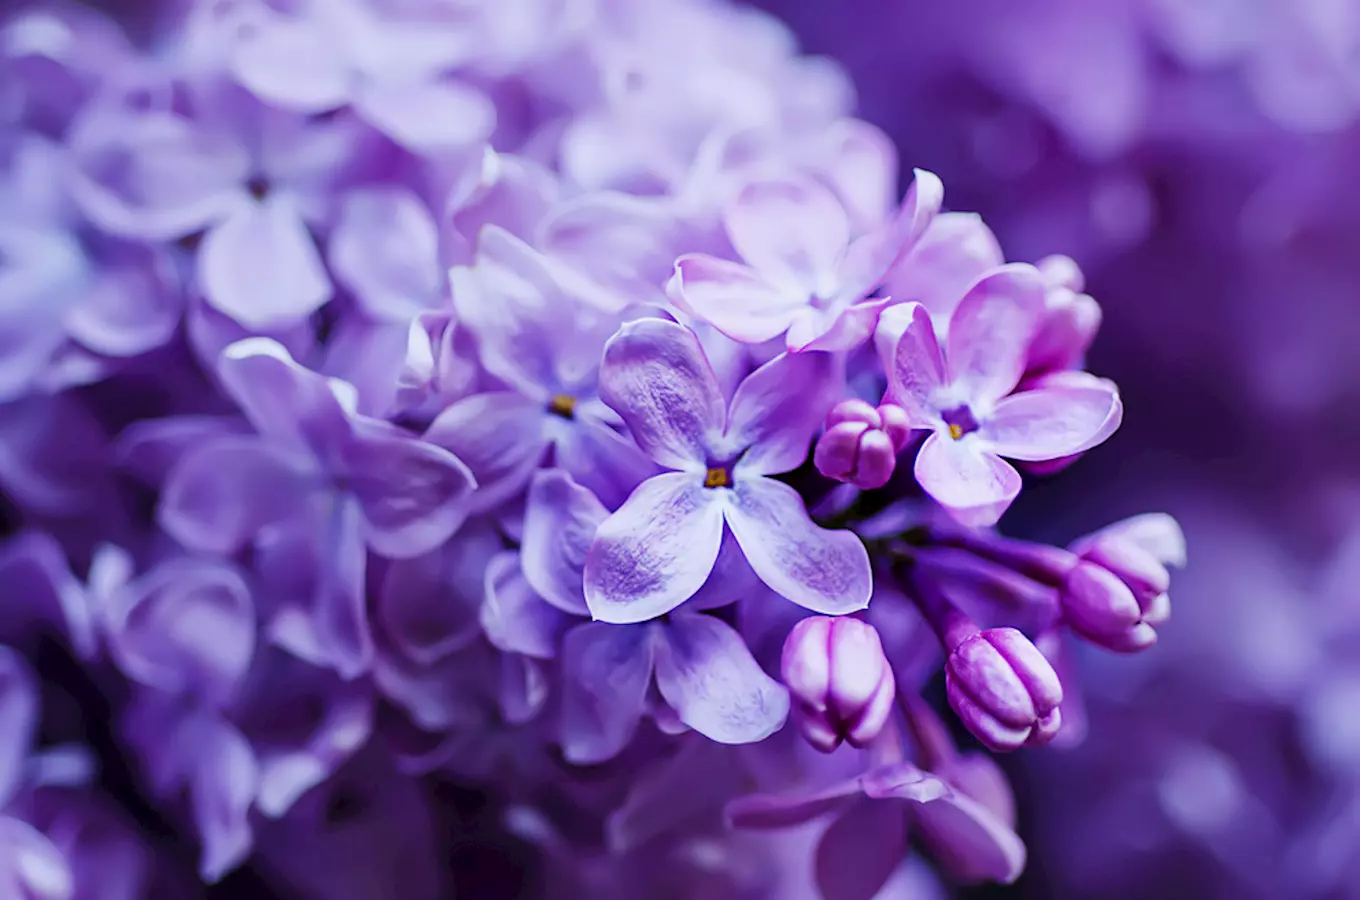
top-left (752, 0), bottom-right (1360, 897)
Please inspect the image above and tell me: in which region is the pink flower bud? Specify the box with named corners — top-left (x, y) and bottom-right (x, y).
top-left (781, 616), bottom-right (896, 753)
top-left (945, 627), bottom-right (1063, 752)
top-left (814, 401), bottom-right (910, 489)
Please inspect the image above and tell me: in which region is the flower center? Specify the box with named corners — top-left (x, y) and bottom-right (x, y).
top-left (704, 466), bottom-right (731, 489)
top-left (941, 405), bottom-right (979, 441)
top-left (548, 394), bottom-right (577, 419)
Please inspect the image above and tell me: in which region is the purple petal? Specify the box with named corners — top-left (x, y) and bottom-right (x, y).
top-left (0, 648), bottom-right (38, 805)
top-left (725, 176), bottom-right (849, 293)
top-left (982, 381), bottom-right (1122, 462)
top-left (914, 434), bottom-right (1021, 528)
top-left (159, 435), bottom-right (314, 555)
top-left (911, 789), bottom-right (1027, 885)
top-left (815, 798), bottom-right (908, 900)
top-left (68, 107), bottom-right (249, 240)
top-left (832, 167), bottom-right (945, 304)
top-left (216, 337), bottom-right (351, 458)
top-left (329, 187), bottom-right (441, 321)
top-left (653, 613), bottom-right (789, 745)
top-left (945, 265), bottom-right (1045, 407)
top-left (338, 423), bottom-right (476, 558)
top-left (1093, 513), bottom-right (1188, 568)
top-left (607, 736), bottom-right (748, 853)
top-left (584, 473), bottom-right (725, 624)
top-left (551, 417), bottom-right (660, 512)
top-left (886, 213), bottom-right (1004, 319)
top-left (480, 552), bottom-right (573, 660)
top-left (887, 302), bottom-right (947, 425)
top-left (521, 469), bottom-right (606, 616)
top-left (227, 13), bottom-right (352, 113)
top-left (596, 318), bottom-right (723, 471)
top-left (422, 391), bottom-right (548, 512)
top-left (559, 622), bottom-right (655, 764)
top-left (118, 416), bottom-right (247, 489)
top-left (64, 243), bottom-right (182, 358)
top-left (724, 778), bottom-right (865, 830)
top-left (354, 78), bottom-right (494, 152)
top-left (378, 524), bottom-right (500, 666)
top-left (791, 296), bottom-right (899, 354)
top-left (670, 254), bottom-right (802, 344)
top-left (540, 191), bottom-right (679, 311)
top-left (859, 763), bottom-right (952, 803)
top-left (812, 118), bottom-right (897, 232)
top-left (189, 716), bottom-right (259, 882)
top-left (724, 478), bottom-right (871, 616)
top-left (724, 350), bottom-right (836, 476)
top-left (198, 196), bottom-right (331, 328)
top-left (104, 558), bottom-right (254, 706)
top-left (0, 533), bottom-right (96, 660)
top-left (0, 817), bottom-right (73, 900)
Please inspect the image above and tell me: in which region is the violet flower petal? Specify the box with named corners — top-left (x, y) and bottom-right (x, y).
top-left (670, 254), bottom-right (802, 344)
top-left (945, 264), bottom-right (1045, 407)
top-left (584, 472), bottom-right (725, 624)
top-left (520, 469), bottom-right (605, 617)
top-left (724, 349), bottom-right (836, 476)
top-left (982, 380), bottom-right (1122, 462)
top-left (654, 613), bottom-right (790, 745)
top-left (422, 391), bottom-right (549, 512)
top-left (725, 477), bottom-right (871, 615)
top-left (888, 302), bottom-right (947, 425)
top-left (914, 434), bottom-right (1021, 528)
top-left (815, 798), bottom-right (908, 900)
top-left (559, 622), bottom-right (654, 765)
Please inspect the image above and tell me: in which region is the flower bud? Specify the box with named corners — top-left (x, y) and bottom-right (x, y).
top-left (945, 627), bottom-right (1062, 752)
top-left (781, 616), bottom-right (896, 753)
top-left (814, 401), bottom-right (910, 489)
top-left (1061, 513), bottom-right (1185, 652)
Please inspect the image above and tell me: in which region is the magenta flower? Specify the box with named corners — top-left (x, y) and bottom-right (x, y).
top-left (584, 318), bottom-right (871, 623)
top-left (782, 615), bottom-right (897, 753)
top-left (885, 265), bottom-right (1123, 526)
top-left (671, 169), bottom-right (943, 351)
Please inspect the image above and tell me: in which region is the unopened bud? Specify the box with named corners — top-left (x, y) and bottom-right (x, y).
top-left (781, 616), bottom-right (896, 753)
top-left (814, 400), bottom-right (910, 489)
top-left (945, 627), bottom-right (1063, 753)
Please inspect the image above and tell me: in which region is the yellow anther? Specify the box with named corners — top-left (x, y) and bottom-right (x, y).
top-left (948, 423), bottom-right (965, 440)
top-left (549, 394), bottom-right (577, 418)
top-left (704, 467), bottom-right (731, 489)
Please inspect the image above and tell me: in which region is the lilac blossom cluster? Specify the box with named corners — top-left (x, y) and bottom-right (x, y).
top-left (0, 0), bottom-right (1186, 896)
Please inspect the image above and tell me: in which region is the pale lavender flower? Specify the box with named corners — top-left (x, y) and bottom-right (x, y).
top-left (583, 317), bottom-right (871, 623)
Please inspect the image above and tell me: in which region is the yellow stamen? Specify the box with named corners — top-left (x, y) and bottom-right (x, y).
top-left (948, 423), bottom-right (965, 440)
top-left (549, 394), bottom-right (577, 418)
top-left (704, 467), bottom-right (731, 489)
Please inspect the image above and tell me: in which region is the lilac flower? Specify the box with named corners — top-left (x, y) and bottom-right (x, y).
top-left (884, 266), bottom-right (1122, 526)
top-left (781, 615), bottom-right (896, 753)
top-left (424, 226), bottom-right (657, 512)
top-left (584, 317), bottom-right (871, 623)
top-left (671, 168), bottom-right (942, 351)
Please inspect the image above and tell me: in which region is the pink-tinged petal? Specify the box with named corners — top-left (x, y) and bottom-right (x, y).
top-left (1091, 513), bottom-right (1187, 569)
top-left (216, 337), bottom-right (350, 457)
top-left (552, 417), bottom-right (660, 513)
top-left (422, 391), bottom-right (549, 513)
top-left (339, 424), bottom-right (476, 558)
top-left (725, 778), bottom-right (865, 830)
top-left (914, 434), bottom-right (1021, 529)
top-left (596, 318), bottom-right (723, 471)
top-left (887, 302), bottom-right (947, 425)
top-left (228, 13), bottom-right (352, 112)
top-left (911, 789), bottom-right (1027, 885)
top-left (815, 798), bottom-right (908, 900)
top-left (670, 254), bottom-right (802, 345)
top-left (793, 296), bottom-right (899, 353)
top-left (945, 265), bottom-right (1046, 407)
top-left (159, 435), bottom-right (314, 555)
top-left (329, 187), bottom-right (441, 322)
top-left (68, 108), bottom-right (250, 241)
top-left (354, 78), bottom-right (495, 152)
top-left (725, 176), bottom-right (849, 294)
top-left (480, 552), bottom-right (573, 661)
top-left (833, 168), bottom-right (945, 304)
top-left (559, 622), bottom-right (654, 764)
top-left (521, 470), bottom-right (606, 617)
top-left (886, 213), bottom-right (1005, 319)
top-left (654, 614), bottom-right (789, 745)
top-left (378, 525), bottom-right (498, 666)
top-left (982, 381), bottom-right (1122, 462)
top-left (198, 195), bottom-right (331, 329)
top-left (725, 350), bottom-right (836, 476)
top-left (583, 473), bottom-right (725, 624)
top-left (725, 478), bottom-right (871, 616)
top-left (0, 647), bottom-right (38, 805)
